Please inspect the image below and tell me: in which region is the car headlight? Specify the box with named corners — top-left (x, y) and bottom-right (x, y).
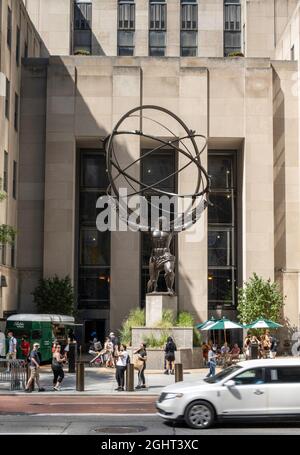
top-left (163, 393), bottom-right (184, 401)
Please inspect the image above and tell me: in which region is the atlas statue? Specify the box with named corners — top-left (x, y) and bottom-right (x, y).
top-left (104, 105), bottom-right (210, 295)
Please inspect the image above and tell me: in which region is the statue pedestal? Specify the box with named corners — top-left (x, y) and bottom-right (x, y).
top-left (131, 293), bottom-right (201, 369)
top-left (145, 293), bottom-right (178, 327)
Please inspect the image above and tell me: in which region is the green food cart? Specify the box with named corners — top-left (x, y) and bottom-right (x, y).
top-left (6, 314), bottom-right (76, 362)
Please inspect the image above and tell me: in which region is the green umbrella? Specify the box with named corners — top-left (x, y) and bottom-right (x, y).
top-left (201, 317), bottom-right (243, 343)
top-left (244, 318), bottom-right (283, 329)
top-left (195, 317), bottom-right (217, 330)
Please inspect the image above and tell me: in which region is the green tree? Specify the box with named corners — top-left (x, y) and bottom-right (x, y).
top-left (32, 275), bottom-right (75, 316)
top-left (0, 178), bottom-right (17, 249)
top-left (237, 273), bottom-right (284, 324)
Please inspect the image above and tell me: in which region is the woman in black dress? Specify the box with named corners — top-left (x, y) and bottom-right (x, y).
top-left (164, 336), bottom-right (177, 375)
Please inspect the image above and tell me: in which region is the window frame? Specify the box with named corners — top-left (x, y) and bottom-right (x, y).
top-left (118, 1), bottom-right (136, 31)
top-left (3, 151), bottom-right (8, 193)
top-left (5, 78), bottom-right (10, 120)
top-left (232, 368), bottom-right (266, 386)
top-left (208, 151), bottom-right (237, 310)
top-left (7, 6), bottom-right (12, 49)
top-left (224, 1), bottom-right (242, 56)
top-left (13, 160), bottom-right (17, 200)
top-left (16, 26), bottom-right (21, 66)
top-left (14, 93), bottom-right (19, 131)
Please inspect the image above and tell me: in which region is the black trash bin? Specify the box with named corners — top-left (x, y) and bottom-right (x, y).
top-left (250, 343), bottom-right (259, 359)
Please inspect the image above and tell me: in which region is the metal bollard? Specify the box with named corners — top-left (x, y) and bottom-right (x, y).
top-left (175, 363), bottom-right (183, 382)
top-left (76, 362), bottom-right (85, 391)
top-left (68, 343), bottom-right (76, 373)
top-left (126, 363), bottom-right (134, 392)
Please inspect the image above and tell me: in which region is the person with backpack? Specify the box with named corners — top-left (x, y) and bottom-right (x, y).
top-left (164, 336), bottom-right (177, 375)
top-left (115, 344), bottom-right (129, 391)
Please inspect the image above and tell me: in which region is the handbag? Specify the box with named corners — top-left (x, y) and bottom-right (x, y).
top-left (133, 354), bottom-right (144, 370)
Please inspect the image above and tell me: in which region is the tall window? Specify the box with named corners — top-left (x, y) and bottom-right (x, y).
top-left (11, 243), bottom-right (15, 268)
top-left (5, 79), bottom-right (10, 120)
top-left (180, 0), bottom-right (197, 57)
top-left (118, 0), bottom-right (135, 56)
top-left (140, 149), bottom-right (176, 307)
top-left (149, 0), bottom-right (166, 56)
top-left (13, 161), bottom-right (17, 199)
top-left (224, 0), bottom-right (241, 56)
top-left (208, 152), bottom-right (237, 309)
top-left (16, 27), bottom-right (21, 65)
top-left (78, 150), bottom-right (111, 310)
top-left (24, 41), bottom-right (28, 58)
top-left (73, 1), bottom-right (92, 54)
top-left (14, 94), bottom-right (19, 131)
top-left (3, 151), bottom-right (8, 193)
top-left (7, 6), bottom-right (12, 49)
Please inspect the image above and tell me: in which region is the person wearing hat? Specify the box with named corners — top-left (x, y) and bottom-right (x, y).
top-left (25, 343), bottom-right (45, 392)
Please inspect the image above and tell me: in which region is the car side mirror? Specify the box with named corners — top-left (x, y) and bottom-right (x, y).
top-left (224, 380), bottom-right (236, 388)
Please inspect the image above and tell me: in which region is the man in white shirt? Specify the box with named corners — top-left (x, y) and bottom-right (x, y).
top-left (115, 344), bottom-right (129, 391)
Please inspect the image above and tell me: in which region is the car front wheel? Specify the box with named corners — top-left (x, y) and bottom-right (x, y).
top-left (184, 400), bottom-right (215, 429)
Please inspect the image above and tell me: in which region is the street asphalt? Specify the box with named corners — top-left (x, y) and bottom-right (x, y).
top-left (0, 414), bottom-right (300, 435)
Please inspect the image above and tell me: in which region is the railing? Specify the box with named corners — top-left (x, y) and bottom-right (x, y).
top-left (0, 359), bottom-right (27, 390)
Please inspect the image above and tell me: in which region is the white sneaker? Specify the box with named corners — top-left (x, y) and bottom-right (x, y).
top-left (53, 386), bottom-right (61, 391)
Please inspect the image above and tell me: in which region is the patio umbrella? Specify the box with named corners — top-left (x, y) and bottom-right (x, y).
top-left (244, 318), bottom-right (283, 329)
top-left (195, 317), bottom-right (218, 330)
top-left (201, 317), bottom-right (243, 343)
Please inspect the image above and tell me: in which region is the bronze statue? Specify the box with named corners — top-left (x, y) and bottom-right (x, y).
top-left (104, 105), bottom-right (210, 297)
top-left (147, 217), bottom-right (175, 294)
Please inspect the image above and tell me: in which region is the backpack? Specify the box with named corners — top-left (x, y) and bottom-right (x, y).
top-left (126, 353), bottom-right (131, 365)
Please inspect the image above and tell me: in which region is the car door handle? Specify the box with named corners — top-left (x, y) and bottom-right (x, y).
top-left (254, 390), bottom-right (264, 395)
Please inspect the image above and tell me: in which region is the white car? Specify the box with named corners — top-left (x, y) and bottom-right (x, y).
top-left (156, 359), bottom-right (300, 429)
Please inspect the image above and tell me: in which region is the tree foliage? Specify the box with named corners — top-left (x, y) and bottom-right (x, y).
top-left (32, 275), bottom-right (75, 316)
top-left (0, 224), bottom-right (17, 245)
top-left (237, 273), bottom-right (284, 324)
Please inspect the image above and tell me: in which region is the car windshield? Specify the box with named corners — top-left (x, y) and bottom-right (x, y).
top-left (204, 365), bottom-right (242, 383)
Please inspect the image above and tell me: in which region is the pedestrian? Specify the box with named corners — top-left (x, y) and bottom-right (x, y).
top-left (52, 344), bottom-right (67, 391)
top-left (269, 334), bottom-right (278, 359)
top-left (21, 337), bottom-right (31, 361)
top-left (0, 330), bottom-right (6, 358)
top-left (25, 343), bottom-right (45, 392)
top-left (260, 330), bottom-right (271, 358)
top-left (244, 333), bottom-right (251, 360)
top-left (109, 332), bottom-right (118, 367)
top-left (104, 337), bottom-right (114, 367)
top-left (229, 343), bottom-right (241, 363)
top-left (6, 331), bottom-right (17, 360)
top-left (164, 336), bottom-right (177, 375)
top-left (115, 344), bottom-right (129, 391)
top-left (206, 345), bottom-right (217, 378)
top-left (133, 342), bottom-right (147, 389)
top-left (201, 342), bottom-right (209, 366)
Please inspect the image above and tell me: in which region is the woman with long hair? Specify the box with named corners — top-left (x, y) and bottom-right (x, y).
top-left (52, 344), bottom-right (66, 391)
top-left (164, 336), bottom-right (177, 375)
top-left (133, 342), bottom-right (147, 389)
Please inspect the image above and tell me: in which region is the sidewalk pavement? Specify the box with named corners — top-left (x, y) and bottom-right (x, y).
top-left (0, 365), bottom-right (212, 396)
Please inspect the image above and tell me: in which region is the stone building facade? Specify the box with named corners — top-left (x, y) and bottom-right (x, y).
top-left (0, 1), bottom-right (300, 345)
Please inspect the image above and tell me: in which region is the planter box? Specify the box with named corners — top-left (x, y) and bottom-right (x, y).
top-left (131, 326), bottom-right (193, 349)
top-left (127, 347), bottom-right (203, 370)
